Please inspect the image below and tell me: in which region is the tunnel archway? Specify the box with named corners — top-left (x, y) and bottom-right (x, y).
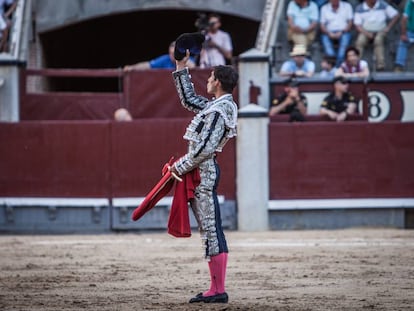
top-left (39, 9), bottom-right (260, 91)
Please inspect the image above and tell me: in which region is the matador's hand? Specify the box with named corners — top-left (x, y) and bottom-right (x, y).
top-left (176, 50), bottom-right (191, 71)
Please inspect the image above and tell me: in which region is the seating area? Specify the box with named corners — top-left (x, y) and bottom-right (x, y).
top-left (271, 0), bottom-right (414, 76)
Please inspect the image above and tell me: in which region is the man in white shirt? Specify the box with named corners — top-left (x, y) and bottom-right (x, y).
top-left (320, 0), bottom-right (354, 68)
top-left (354, 0), bottom-right (400, 71)
top-left (199, 13), bottom-right (233, 68)
top-left (286, 0), bottom-right (319, 49)
top-left (279, 44), bottom-right (316, 77)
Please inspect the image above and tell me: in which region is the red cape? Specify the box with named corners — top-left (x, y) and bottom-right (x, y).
top-left (131, 171), bottom-right (176, 221)
top-left (167, 168), bottom-right (200, 237)
top-left (131, 157), bottom-right (176, 222)
top-left (131, 157), bottom-right (201, 238)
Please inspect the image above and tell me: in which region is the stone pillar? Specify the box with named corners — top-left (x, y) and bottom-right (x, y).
top-left (236, 104), bottom-right (269, 231)
top-left (238, 48), bottom-right (270, 109)
top-left (0, 60), bottom-right (23, 122)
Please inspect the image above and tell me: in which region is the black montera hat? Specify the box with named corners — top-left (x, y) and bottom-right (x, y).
top-left (174, 32), bottom-right (205, 61)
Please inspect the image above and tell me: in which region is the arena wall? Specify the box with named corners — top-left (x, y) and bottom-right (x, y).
top-left (1, 119), bottom-right (413, 232)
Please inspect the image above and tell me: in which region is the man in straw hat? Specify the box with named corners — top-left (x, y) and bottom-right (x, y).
top-left (279, 44), bottom-right (316, 77)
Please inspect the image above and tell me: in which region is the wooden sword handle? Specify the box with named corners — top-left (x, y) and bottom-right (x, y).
top-left (171, 171), bottom-right (183, 182)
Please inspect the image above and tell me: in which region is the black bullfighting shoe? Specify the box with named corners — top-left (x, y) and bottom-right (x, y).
top-left (189, 292), bottom-right (229, 303)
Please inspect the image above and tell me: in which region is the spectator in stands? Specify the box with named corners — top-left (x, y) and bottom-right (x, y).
top-left (269, 78), bottom-right (308, 122)
top-left (124, 41), bottom-right (196, 71)
top-left (394, 0), bottom-right (414, 72)
top-left (354, 0), bottom-right (400, 71)
top-left (318, 55), bottom-right (337, 77)
top-left (335, 46), bottom-right (370, 77)
top-left (320, 0), bottom-right (354, 68)
top-left (320, 75), bottom-right (358, 121)
top-left (199, 13), bottom-right (234, 68)
top-left (279, 44), bottom-right (316, 77)
top-left (114, 108), bottom-right (133, 122)
top-left (0, 0), bottom-right (17, 53)
top-left (286, 0), bottom-right (319, 49)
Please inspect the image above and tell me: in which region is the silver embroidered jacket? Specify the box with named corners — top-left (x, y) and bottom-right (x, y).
top-left (172, 68), bottom-right (238, 175)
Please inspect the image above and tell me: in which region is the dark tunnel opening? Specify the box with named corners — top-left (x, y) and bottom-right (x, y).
top-left (39, 10), bottom-right (260, 92)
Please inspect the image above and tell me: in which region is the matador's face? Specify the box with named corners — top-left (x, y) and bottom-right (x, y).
top-left (207, 71), bottom-right (218, 94)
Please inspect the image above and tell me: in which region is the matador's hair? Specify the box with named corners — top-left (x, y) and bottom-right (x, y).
top-left (213, 65), bottom-right (239, 93)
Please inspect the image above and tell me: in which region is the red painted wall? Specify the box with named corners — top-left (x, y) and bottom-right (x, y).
top-left (1, 120), bottom-right (412, 201)
top-left (0, 120), bottom-right (236, 199)
top-left (269, 121), bottom-right (414, 199)
top-left (0, 121), bottom-right (111, 197)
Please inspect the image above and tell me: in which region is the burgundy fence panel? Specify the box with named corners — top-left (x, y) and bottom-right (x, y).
top-left (1, 120), bottom-right (412, 201)
top-left (110, 119), bottom-right (189, 197)
top-left (0, 120), bottom-right (237, 200)
top-left (0, 121), bottom-right (111, 197)
top-left (20, 93), bottom-right (124, 120)
top-left (21, 69), bottom-right (125, 121)
top-left (269, 121), bottom-right (414, 199)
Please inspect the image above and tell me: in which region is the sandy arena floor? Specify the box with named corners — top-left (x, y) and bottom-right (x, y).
top-left (0, 228), bottom-right (413, 311)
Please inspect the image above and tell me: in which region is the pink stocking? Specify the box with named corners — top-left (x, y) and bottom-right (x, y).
top-left (203, 252), bottom-right (228, 297)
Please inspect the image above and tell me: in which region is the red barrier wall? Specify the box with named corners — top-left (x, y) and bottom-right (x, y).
top-left (21, 69), bottom-right (125, 121)
top-left (110, 119), bottom-right (189, 197)
top-left (1, 121), bottom-right (412, 201)
top-left (269, 121), bottom-right (414, 199)
top-left (20, 93), bottom-right (124, 120)
top-left (0, 121), bottom-right (111, 197)
top-left (0, 120), bottom-right (236, 199)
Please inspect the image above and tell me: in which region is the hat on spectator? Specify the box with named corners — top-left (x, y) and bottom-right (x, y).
top-left (290, 44), bottom-right (308, 57)
top-left (333, 76), bottom-right (350, 84)
top-left (174, 32), bottom-right (205, 61)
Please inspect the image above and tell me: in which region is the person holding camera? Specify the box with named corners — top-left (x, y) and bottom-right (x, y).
top-left (198, 13), bottom-right (234, 68)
